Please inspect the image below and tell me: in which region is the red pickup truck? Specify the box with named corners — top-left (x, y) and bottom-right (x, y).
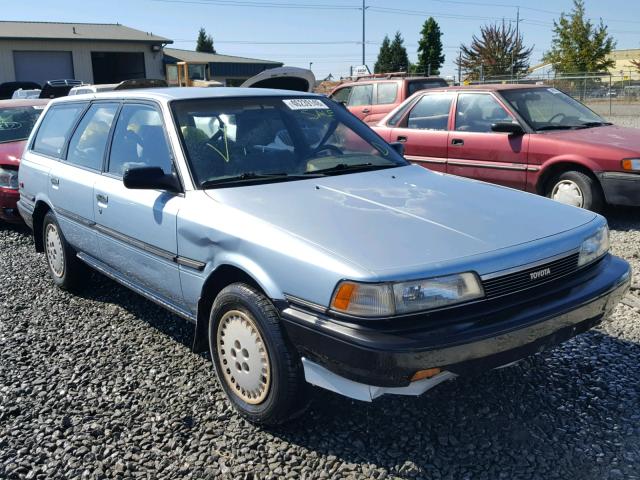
top-left (329, 75), bottom-right (448, 125)
top-left (372, 84), bottom-right (640, 211)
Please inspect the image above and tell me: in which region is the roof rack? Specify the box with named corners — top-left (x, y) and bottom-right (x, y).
top-left (354, 72), bottom-right (409, 81)
top-left (353, 72), bottom-right (444, 81)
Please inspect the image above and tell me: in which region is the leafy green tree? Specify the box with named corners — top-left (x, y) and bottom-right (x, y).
top-left (196, 27), bottom-right (216, 53)
top-left (416, 17), bottom-right (445, 75)
top-left (374, 35), bottom-right (392, 73)
top-left (456, 21), bottom-right (532, 80)
top-left (543, 0), bottom-right (615, 73)
top-left (388, 31), bottom-right (410, 72)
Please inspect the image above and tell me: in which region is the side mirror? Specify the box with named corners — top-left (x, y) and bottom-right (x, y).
top-left (389, 141), bottom-right (405, 157)
top-left (123, 166), bottom-right (181, 192)
top-left (491, 122), bottom-right (524, 135)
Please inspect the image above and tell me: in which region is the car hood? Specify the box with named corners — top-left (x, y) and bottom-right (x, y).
top-left (0, 140), bottom-right (26, 167)
top-left (205, 165), bottom-right (596, 274)
top-left (541, 125), bottom-right (640, 153)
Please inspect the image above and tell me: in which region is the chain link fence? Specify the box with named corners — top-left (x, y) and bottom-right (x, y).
top-left (471, 73), bottom-right (640, 120)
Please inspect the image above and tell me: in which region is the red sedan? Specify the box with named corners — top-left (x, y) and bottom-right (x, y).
top-left (372, 85), bottom-right (640, 211)
top-left (0, 99), bottom-right (49, 223)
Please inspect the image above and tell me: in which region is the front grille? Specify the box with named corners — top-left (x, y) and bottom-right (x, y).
top-left (482, 252), bottom-right (580, 299)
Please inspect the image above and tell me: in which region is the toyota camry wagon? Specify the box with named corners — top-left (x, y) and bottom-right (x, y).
top-left (18, 88), bottom-right (630, 425)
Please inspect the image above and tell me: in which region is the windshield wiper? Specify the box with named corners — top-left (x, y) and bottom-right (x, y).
top-left (536, 125), bottom-right (582, 131)
top-left (579, 121), bottom-right (613, 128)
top-left (305, 163), bottom-right (396, 175)
top-left (201, 172), bottom-right (324, 189)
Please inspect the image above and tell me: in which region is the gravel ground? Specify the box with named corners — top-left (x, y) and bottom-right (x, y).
top-left (1, 208), bottom-right (640, 480)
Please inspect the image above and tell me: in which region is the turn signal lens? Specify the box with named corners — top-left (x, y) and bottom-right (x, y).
top-left (622, 158), bottom-right (640, 171)
top-left (332, 282), bottom-right (356, 311)
top-left (330, 281), bottom-right (395, 316)
top-left (410, 368), bottom-right (441, 382)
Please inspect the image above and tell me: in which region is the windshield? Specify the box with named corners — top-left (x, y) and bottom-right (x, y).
top-left (501, 88), bottom-right (605, 131)
top-left (0, 105), bottom-right (43, 144)
top-left (172, 96), bottom-right (406, 188)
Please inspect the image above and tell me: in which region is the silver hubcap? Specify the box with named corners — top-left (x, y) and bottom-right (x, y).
top-left (551, 180), bottom-right (584, 208)
top-left (45, 223), bottom-right (65, 278)
top-left (216, 310), bottom-right (271, 404)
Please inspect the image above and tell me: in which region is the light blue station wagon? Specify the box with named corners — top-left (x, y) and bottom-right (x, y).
top-left (18, 88), bottom-right (630, 425)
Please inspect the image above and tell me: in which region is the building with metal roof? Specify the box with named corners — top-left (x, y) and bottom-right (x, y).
top-left (0, 21), bottom-right (172, 86)
top-left (163, 48), bottom-right (283, 86)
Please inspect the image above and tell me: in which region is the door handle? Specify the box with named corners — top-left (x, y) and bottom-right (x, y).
top-left (50, 177), bottom-right (59, 186)
top-left (451, 138), bottom-right (465, 146)
top-left (362, 108), bottom-right (371, 113)
top-left (96, 193), bottom-right (108, 205)
top-left (397, 135), bottom-right (408, 143)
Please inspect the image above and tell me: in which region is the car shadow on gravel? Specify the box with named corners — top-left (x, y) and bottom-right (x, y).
top-left (604, 205), bottom-right (640, 230)
top-left (271, 333), bottom-right (640, 478)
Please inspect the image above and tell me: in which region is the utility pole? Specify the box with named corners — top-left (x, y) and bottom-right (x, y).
top-left (362, 0), bottom-right (367, 66)
top-left (511, 6), bottom-right (520, 81)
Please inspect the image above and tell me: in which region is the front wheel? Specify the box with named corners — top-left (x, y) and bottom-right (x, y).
top-left (546, 171), bottom-right (604, 212)
top-left (208, 283), bottom-right (309, 425)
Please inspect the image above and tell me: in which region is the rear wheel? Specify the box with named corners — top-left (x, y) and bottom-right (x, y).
top-left (208, 283), bottom-right (309, 425)
top-left (42, 211), bottom-right (85, 290)
top-left (546, 170), bottom-right (604, 212)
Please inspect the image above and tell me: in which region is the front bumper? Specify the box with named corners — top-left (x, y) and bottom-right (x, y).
top-left (280, 254), bottom-right (630, 390)
top-left (0, 187), bottom-right (21, 223)
top-left (598, 171), bottom-right (640, 207)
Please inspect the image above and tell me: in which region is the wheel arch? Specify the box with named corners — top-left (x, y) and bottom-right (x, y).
top-left (535, 157), bottom-right (603, 195)
top-left (32, 200), bottom-right (53, 253)
top-left (192, 263), bottom-right (285, 353)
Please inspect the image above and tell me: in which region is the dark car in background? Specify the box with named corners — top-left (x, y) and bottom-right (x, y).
top-left (0, 82), bottom-right (41, 100)
top-left (0, 99), bottom-right (49, 222)
top-left (329, 75), bottom-right (448, 124)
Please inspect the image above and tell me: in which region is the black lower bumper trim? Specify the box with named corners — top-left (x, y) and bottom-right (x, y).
top-left (280, 254), bottom-right (631, 388)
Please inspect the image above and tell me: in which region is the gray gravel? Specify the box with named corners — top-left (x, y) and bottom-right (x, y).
top-left (1, 208), bottom-right (640, 480)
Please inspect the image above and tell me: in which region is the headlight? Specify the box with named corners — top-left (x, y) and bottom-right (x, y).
top-left (578, 224), bottom-right (609, 267)
top-left (0, 166), bottom-right (19, 189)
top-left (622, 158), bottom-right (640, 172)
top-left (331, 272), bottom-right (484, 317)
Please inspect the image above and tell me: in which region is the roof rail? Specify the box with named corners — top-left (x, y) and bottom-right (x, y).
top-left (354, 72), bottom-right (412, 80)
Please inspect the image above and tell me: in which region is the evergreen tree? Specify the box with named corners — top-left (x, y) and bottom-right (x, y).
top-left (456, 21), bottom-right (533, 80)
top-left (388, 31), bottom-right (410, 72)
top-left (196, 27), bottom-right (216, 53)
top-left (416, 17), bottom-right (445, 75)
top-left (632, 58), bottom-right (640, 73)
top-left (543, 0), bottom-right (615, 73)
top-left (374, 35), bottom-right (392, 73)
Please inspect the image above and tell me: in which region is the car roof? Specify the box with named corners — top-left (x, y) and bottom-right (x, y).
top-left (337, 76), bottom-right (446, 86)
top-left (420, 84), bottom-right (548, 93)
top-left (49, 87), bottom-right (319, 105)
top-left (0, 98), bottom-right (50, 108)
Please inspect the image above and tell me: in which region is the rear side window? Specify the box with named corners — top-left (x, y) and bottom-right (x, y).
top-left (376, 83), bottom-right (398, 104)
top-left (330, 86), bottom-right (352, 104)
top-left (348, 84), bottom-right (373, 106)
top-left (66, 103), bottom-right (119, 170)
top-left (408, 94), bottom-right (454, 130)
top-left (32, 103), bottom-right (86, 158)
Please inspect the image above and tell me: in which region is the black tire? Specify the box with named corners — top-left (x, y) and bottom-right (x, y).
top-left (208, 283), bottom-right (309, 425)
top-left (42, 211), bottom-right (85, 290)
top-left (546, 170), bottom-right (604, 212)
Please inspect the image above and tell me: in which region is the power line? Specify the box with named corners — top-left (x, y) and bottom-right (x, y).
top-left (152, 0), bottom-right (359, 9)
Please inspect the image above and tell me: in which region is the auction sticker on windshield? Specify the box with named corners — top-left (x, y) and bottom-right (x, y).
top-left (283, 99), bottom-right (329, 110)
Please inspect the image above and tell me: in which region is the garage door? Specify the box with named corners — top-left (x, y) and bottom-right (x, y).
top-left (13, 51), bottom-right (74, 86)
